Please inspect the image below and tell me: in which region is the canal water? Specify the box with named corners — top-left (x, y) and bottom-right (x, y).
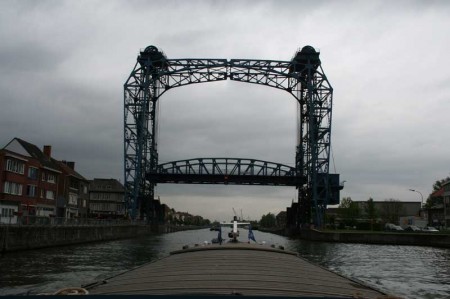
top-left (1, 228), bottom-right (449, 298)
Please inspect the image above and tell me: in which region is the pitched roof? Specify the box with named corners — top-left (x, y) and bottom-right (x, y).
top-left (430, 188), bottom-right (444, 198)
top-left (7, 138), bottom-right (60, 171)
top-left (89, 178), bottom-right (124, 192)
top-left (53, 160), bottom-right (87, 181)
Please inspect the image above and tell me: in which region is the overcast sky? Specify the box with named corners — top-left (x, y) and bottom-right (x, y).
top-left (1, 0), bottom-right (449, 221)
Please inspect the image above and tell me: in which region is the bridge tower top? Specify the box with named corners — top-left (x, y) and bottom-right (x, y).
top-left (138, 45), bottom-right (168, 68)
top-left (290, 45), bottom-right (321, 75)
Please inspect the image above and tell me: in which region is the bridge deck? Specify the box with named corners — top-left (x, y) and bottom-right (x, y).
top-left (86, 244), bottom-right (386, 298)
top-left (147, 173), bottom-right (303, 186)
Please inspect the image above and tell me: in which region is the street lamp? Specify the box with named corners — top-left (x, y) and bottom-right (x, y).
top-left (409, 189), bottom-right (424, 207)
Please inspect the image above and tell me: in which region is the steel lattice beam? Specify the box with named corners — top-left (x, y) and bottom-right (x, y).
top-left (124, 45), bottom-right (338, 227)
top-left (146, 158), bottom-right (302, 186)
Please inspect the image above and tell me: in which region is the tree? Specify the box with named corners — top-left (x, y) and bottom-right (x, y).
top-left (338, 197), bottom-right (360, 227)
top-left (425, 176), bottom-right (450, 208)
top-left (433, 177), bottom-right (450, 192)
top-left (339, 197), bottom-right (353, 209)
top-left (259, 213), bottom-right (276, 228)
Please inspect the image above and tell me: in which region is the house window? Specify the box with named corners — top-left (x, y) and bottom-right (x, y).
top-left (6, 159), bottom-right (25, 174)
top-left (3, 181), bottom-right (23, 195)
top-left (47, 173), bottom-right (56, 183)
top-left (40, 189), bottom-right (44, 198)
top-left (28, 167), bottom-right (38, 180)
top-left (46, 190), bottom-right (55, 200)
top-left (42, 172), bottom-right (56, 183)
top-left (1, 208), bottom-right (14, 217)
top-left (69, 179), bottom-right (79, 190)
top-left (69, 193), bottom-right (78, 205)
top-left (27, 185), bottom-right (37, 197)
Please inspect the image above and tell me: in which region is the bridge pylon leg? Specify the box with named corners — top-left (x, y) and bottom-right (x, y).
top-left (124, 46), bottom-right (165, 222)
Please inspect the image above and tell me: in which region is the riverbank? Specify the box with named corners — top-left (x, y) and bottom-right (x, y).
top-left (258, 227), bottom-right (450, 248)
top-left (294, 228), bottom-right (450, 248)
top-left (0, 224), bottom-right (203, 253)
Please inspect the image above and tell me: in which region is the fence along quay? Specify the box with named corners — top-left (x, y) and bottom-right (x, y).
top-left (0, 216), bottom-right (193, 253)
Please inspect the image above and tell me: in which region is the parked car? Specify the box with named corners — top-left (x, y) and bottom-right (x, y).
top-left (404, 225), bottom-right (421, 232)
top-left (422, 226), bottom-right (439, 232)
top-left (392, 225), bottom-right (404, 231)
top-left (385, 223), bottom-right (404, 231)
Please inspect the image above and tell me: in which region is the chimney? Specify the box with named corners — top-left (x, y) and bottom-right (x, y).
top-left (61, 160), bottom-right (75, 170)
top-left (43, 145), bottom-right (52, 157)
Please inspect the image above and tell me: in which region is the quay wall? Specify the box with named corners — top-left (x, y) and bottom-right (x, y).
top-left (0, 224), bottom-right (199, 253)
top-left (297, 229), bottom-right (450, 248)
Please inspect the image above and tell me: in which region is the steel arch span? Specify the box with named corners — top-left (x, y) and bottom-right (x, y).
top-left (124, 45), bottom-right (342, 227)
top-left (147, 158), bottom-right (302, 186)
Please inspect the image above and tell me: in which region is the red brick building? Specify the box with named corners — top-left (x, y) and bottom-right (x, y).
top-left (54, 160), bottom-right (90, 219)
top-left (0, 138), bottom-right (61, 223)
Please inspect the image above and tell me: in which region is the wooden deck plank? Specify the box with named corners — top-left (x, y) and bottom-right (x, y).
top-left (87, 244), bottom-right (386, 298)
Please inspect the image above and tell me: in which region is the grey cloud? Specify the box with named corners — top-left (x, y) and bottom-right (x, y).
top-left (1, 0), bottom-right (450, 221)
top-left (0, 42), bottom-right (65, 72)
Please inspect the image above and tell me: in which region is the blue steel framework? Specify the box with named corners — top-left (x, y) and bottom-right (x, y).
top-left (124, 45), bottom-right (338, 226)
top-left (148, 158), bottom-right (301, 186)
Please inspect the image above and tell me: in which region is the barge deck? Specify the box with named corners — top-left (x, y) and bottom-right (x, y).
top-left (85, 243), bottom-right (388, 298)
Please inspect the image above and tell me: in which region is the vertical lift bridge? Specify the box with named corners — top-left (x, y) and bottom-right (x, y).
top-left (124, 45), bottom-right (342, 227)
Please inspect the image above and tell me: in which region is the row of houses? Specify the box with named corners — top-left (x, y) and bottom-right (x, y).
top-left (0, 138), bottom-right (126, 224)
top-left (149, 199), bottom-right (208, 226)
top-left (0, 137), bottom-right (210, 226)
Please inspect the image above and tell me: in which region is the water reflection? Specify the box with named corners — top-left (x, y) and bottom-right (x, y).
top-left (0, 228), bottom-right (449, 298)
top-left (289, 241), bottom-right (450, 299)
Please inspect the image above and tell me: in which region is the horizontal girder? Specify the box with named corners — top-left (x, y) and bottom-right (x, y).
top-left (152, 59), bottom-right (302, 100)
top-left (146, 158), bottom-right (304, 186)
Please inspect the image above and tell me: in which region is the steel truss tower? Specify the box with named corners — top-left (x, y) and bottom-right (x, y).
top-left (124, 45), bottom-right (337, 226)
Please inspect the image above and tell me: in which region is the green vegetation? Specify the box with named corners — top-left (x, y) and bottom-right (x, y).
top-left (338, 197), bottom-right (360, 227)
top-left (425, 176), bottom-right (450, 208)
top-left (325, 197), bottom-right (403, 231)
top-left (259, 212), bottom-right (276, 228)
